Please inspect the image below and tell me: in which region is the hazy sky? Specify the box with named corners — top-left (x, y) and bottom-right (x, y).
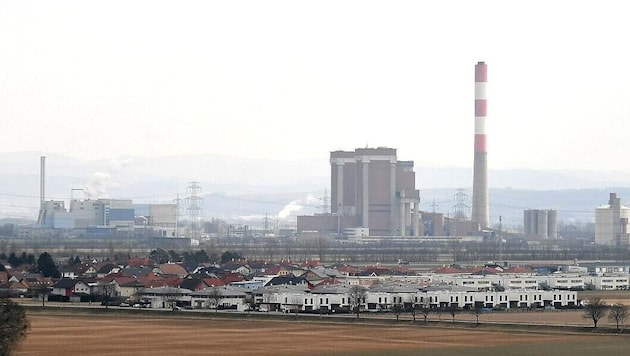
top-left (2, 1), bottom-right (629, 172)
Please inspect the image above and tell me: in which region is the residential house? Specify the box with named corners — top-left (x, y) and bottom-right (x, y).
top-left (51, 279), bottom-right (91, 298)
top-left (179, 278), bottom-right (209, 291)
top-left (139, 286), bottom-right (192, 309)
top-left (190, 286), bottom-right (249, 310)
top-left (59, 266), bottom-right (77, 279)
top-left (96, 263), bottom-right (119, 278)
top-left (265, 275), bottom-right (313, 289)
top-left (154, 263), bottom-right (188, 278)
top-left (118, 280), bottom-right (145, 299)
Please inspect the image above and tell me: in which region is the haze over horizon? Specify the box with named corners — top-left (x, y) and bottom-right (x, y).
top-left (2, 1), bottom-right (630, 175)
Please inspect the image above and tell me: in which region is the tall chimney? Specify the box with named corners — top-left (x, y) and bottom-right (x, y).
top-left (472, 61), bottom-right (489, 229)
top-left (40, 156), bottom-right (46, 207)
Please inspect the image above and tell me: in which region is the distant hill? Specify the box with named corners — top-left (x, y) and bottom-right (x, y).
top-left (1, 151), bottom-right (629, 226)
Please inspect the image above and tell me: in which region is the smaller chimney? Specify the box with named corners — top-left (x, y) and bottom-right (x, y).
top-left (40, 156), bottom-right (46, 207)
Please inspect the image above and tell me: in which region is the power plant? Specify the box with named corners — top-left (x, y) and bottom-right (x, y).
top-left (297, 62), bottom-right (493, 238)
top-left (471, 61), bottom-right (489, 229)
top-left (297, 147), bottom-right (420, 237)
top-left (16, 61), bottom-right (622, 245)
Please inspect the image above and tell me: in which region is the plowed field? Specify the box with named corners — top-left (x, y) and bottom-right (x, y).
top-left (16, 313), bottom-right (630, 356)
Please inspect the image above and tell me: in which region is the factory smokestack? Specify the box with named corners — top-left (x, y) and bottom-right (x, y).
top-left (472, 61), bottom-right (489, 229)
top-left (40, 156), bottom-right (46, 206)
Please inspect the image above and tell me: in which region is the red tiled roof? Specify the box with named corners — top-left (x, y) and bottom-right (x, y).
top-left (300, 260), bottom-right (322, 268)
top-left (504, 266), bottom-right (534, 274)
top-left (163, 277), bottom-right (185, 287)
top-left (469, 266), bottom-right (502, 275)
top-left (221, 273), bottom-right (244, 284)
top-left (101, 272), bottom-right (125, 282)
top-left (127, 257), bottom-right (151, 267)
top-left (315, 277), bottom-right (342, 286)
top-left (265, 266), bottom-right (281, 275)
top-left (202, 278), bottom-right (225, 287)
top-left (137, 274), bottom-right (164, 287)
top-left (157, 263), bottom-right (188, 277)
top-left (431, 266), bottom-right (466, 274)
top-left (110, 276), bottom-right (136, 286)
top-left (335, 265), bottom-right (359, 274)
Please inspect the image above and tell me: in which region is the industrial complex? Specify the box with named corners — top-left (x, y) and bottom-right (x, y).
top-left (13, 62), bottom-right (630, 247)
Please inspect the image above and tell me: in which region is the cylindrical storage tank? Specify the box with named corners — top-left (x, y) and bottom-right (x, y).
top-left (529, 210), bottom-right (538, 236)
top-left (523, 210), bottom-right (532, 236)
top-left (547, 210), bottom-right (558, 239)
top-left (536, 210), bottom-right (548, 239)
top-left (595, 206), bottom-right (614, 245)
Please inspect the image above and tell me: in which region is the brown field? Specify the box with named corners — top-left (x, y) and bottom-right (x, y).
top-left (14, 290), bottom-right (630, 355)
top-left (16, 312), bottom-right (630, 356)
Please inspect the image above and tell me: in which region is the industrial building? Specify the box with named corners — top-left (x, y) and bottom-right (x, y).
top-left (523, 209), bottom-right (557, 239)
top-left (298, 63), bottom-right (491, 239)
top-left (297, 147), bottom-right (420, 237)
top-left (37, 198), bottom-right (177, 238)
top-left (34, 155), bottom-right (178, 238)
top-left (595, 193), bottom-right (630, 246)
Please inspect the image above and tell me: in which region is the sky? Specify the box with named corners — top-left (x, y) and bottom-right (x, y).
top-left (2, 1), bottom-right (630, 173)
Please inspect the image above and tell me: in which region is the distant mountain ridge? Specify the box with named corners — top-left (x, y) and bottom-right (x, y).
top-left (1, 151), bottom-right (629, 226)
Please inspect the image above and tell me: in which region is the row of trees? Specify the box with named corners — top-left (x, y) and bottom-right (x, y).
top-left (0, 251), bottom-right (60, 278)
top-left (2, 247), bottom-right (244, 278)
top-left (347, 286), bottom-right (435, 323)
top-left (148, 248), bottom-right (240, 265)
top-left (583, 297), bottom-right (629, 332)
top-left (346, 289), bottom-right (630, 332)
top-left (0, 252), bottom-right (36, 268)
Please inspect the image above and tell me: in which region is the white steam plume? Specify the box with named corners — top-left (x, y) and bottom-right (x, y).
top-left (83, 172), bottom-right (111, 199)
top-left (277, 194), bottom-right (319, 219)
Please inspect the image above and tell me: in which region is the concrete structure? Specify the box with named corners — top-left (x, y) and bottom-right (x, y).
top-left (134, 204), bottom-right (178, 237)
top-left (37, 198), bottom-right (177, 238)
top-left (471, 61), bottom-right (489, 229)
top-left (298, 147), bottom-right (420, 237)
top-left (524, 209), bottom-right (557, 239)
top-left (595, 193), bottom-right (630, 246)
top-left (37, 156), bottom-right (47, 225)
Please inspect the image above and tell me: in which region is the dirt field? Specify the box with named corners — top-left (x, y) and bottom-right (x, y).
top-left (15, 313), bottom-right (630, 356)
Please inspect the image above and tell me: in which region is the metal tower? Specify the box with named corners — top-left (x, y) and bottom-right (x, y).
top-left (318, 188), bottom-right (330, 215)
top-left (185, 181), bottom-right (203, 239)
top-left (452, 188), bottom-right (470, 222)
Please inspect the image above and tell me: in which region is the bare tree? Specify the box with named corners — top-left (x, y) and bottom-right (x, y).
top-left (208, 287), bottom-right (222, 313)
top-left (418, 299), bottom-right (432, 324)
top-left (392, 303), bottom-right (403, 321)
top-left (289, 296), bottom-right (301, 319)
top-left (408, 295), bottom-right (417, 321)
top-left (31, 284), bottom-right (51, 309)
top-left (470, 304), bottom-right (484, 325)
top-left (608, 303), bottom-right (629, 333)
top-left (349, 285), bottom-right (367, 319)
top-left (102, 282), bottom-right (115, 310)
top-left (583, 297), bottom-right (607, 328)
top-left (447, 305), bottom-right (460, 324)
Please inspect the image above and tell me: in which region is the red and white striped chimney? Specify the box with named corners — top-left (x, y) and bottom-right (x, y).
top-left (472, 61), bottom-right (489, 229)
